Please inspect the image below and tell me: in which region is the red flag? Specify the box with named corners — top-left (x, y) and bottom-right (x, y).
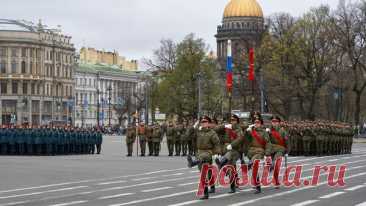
top-left (226, 72), bottom-right (233, 92)
top-left (249, 48), bottom-right (255, 81)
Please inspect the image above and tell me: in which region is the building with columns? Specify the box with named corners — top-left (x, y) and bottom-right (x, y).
top-left (0, 19), bottom-right (75, 126)
top-left (216, 0), bottom-right (265, 112)
top-left (74, 63), bottom-right (145, 128)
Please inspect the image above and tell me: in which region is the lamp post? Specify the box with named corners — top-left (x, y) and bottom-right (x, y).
top-left (107, 85), bottom-right (112, 128)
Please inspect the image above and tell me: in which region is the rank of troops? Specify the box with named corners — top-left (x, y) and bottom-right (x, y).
top-left (185, 112), bottom-right (354, 199)
top-left (0, 125), bottom-right (103, 156)
top-left (125, 111), bottom-right (354, 199)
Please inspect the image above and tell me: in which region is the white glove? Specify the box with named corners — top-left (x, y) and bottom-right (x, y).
top-left (198, 126), bottom-right (202, 131)
top-left (266, 128), bottom-right (270, 133)
top-left (246, 127), bottom-right (252, 132)
top-left (226, 144), bottom-right (232, 151)
top-left (212, 154), bottom-right (219, 160)
top-left (193, 120), bottom-right (200, 129)
top-left (225, 124), bottom-right (232, 129)
top-left (285, 154), bottom-right (289, 158)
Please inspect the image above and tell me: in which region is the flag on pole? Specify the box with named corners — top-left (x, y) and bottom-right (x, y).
top-left (249, 48), bottom-right (255, 81)
top-left (226, 40), bottom-right (233, 92)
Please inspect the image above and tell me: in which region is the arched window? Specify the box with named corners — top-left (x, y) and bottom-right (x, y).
top-left (21, 61), bottom-right (26, 73)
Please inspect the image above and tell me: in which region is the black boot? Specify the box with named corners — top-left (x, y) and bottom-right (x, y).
top-left (208, 185), bottom-right (215, 193)
top-left (229, 181), bottom-right (236, 193)
top-left (187, 155), bottom-right (200, 168)
top-left (254, 185), bottom-right (261, 194)
top-left (200, 187), bottom-right (209, 200)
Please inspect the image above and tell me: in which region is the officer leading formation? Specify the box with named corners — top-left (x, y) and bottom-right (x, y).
top-left (0, 125), bottom-right (103, 156)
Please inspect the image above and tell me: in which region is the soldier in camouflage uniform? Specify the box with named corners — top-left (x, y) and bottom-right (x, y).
top-left (187, 116), bottom-right (221, 199)
top-left (181, 120), bottom-right (189, 156)
top-left (174, 124), bottom-right (183, 156)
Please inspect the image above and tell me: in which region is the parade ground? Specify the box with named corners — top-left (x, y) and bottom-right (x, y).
top-left (0, 136), bottom-right (365, 206)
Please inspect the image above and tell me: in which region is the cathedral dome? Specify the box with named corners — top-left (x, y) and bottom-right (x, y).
top-left (223, 0), bottom-right (263, 18)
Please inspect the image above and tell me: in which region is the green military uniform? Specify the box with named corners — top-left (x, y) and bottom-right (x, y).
top-left (175, 125), bottom-right (182, 156)
top-left (152, 125), bottom-right (162, 156)
top-left (138, 124), bottom-right (146, 156)
top-left (268, 126), bottom-right (289, 160)
top-left (146, 126), bottom-right (154, 156)
top-left (166, 124), bottom-right (175, 156)
top-left (126, 126), bottom-right (136, 156)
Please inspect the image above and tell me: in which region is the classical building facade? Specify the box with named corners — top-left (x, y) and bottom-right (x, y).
top-left (0, 19), bottom-right (75, 126)
top-left (216, 0), bottom-right (265, 112)
top-left (74, 63), bottom-right (144, 128)
top-left (79, 47), bottom-right (138, 71)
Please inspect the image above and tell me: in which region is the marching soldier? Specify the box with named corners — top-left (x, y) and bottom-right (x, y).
top-left (146, 125), bottom-right (154, 156)
top-left (227, 117), bottom-right (272, 194)
top-left (126, 125), bottom-right (136, 157)
top-left (152, 123), bottom-right (162, 156)
top-left (166, 122), bottom-right (175, 156)
top-left (215, 114), bottom-right (244, 193)
top-left (187, 116), bottom-right (221, 199)
top-left (175, 124), bottom-right (182, 156)
top-left (137, 122), bottom-right (147, 156)
top-left (267, 116), bottom-right (288, 188)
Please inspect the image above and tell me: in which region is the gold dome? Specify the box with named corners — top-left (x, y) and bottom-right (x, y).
top-left (223, 0), bottom-right (263, 18)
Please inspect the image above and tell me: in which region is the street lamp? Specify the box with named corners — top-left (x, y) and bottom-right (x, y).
top-left (107, 85), bottom-right (112, 128)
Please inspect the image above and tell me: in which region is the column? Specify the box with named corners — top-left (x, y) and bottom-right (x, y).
top-left (0, 99), bottom-right (2, 125)
top-left (28, 98), bottom-right (32, 126)
top-left (39, 100), bottom-right (43, 125)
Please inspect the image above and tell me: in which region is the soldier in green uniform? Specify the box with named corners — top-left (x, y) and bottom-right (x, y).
top-left (215, 114), bottom-right (244, 193)
top-left (146, 125), bottom-right (154, 156)
top-left (181, 121), bottom-right (189, 156)
top-left (152, 123), bottom-right (162, 156)
top-left (175, 124), bottom-right (182, 156)
top-left (126, 125), bottom-right (136, 157)
top-left (166, 122), bottom-right (175, 156)
top-left (267, 116), bottom-right (288, 187)
top-left (302, 123), bottom-right (314, 156)
top-left (187, 116), bottom-right (221, 200)
top-left (137, 122), bottom-right (146, 156)
top-left (228, 117), bottom-right (272, 194)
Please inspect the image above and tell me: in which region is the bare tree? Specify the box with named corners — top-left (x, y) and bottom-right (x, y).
top-left (143, 39), bottom-right (177, 73)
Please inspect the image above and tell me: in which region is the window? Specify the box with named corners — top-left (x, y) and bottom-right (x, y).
top-left (11, 61), bottom-right (17, 73)
top-left (12, 82), bottom-right (18, 94)
top-left (21, 48), bottom-right (26, 57)
top-left (23, 83), bottom-right (28, 94)
top-left (1, 82), bottom-right (7, 94)
top-left (0, 48), bottom-right (7, 57)
top-left (37, 84), bottom-right (40, 95)
top-left (0, 61), bottom-right (6, 73)
top-left (30, 61), bottom-right (33, 74)
top-left (31, 83), bottom-right (35, 95)
top-left (21, 61), bottom-right (26, 73)
top-left (76, 93), bottom-right (79, 105)
top-left (11, 48), bottom-right (17, 57)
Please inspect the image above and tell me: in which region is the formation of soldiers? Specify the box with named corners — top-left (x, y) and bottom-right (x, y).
top-left (286, 121), bottom-right (353, 156)
top-left (0, 126), bottom-right (103, 156)
top-left (185, 113), bottom-right (355, 199)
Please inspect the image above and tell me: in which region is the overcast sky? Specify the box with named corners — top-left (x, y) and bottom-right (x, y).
top-left (0, 0), bottom-right (340, 67)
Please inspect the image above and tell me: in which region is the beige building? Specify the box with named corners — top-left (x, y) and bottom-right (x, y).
top-left (80, 47), bottom-right (138, 71)
top-left (0, 19), bottom-right (75, 126)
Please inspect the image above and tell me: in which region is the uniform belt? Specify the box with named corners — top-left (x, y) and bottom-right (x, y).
top-left (198, 149), bottom-right (213, 154)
